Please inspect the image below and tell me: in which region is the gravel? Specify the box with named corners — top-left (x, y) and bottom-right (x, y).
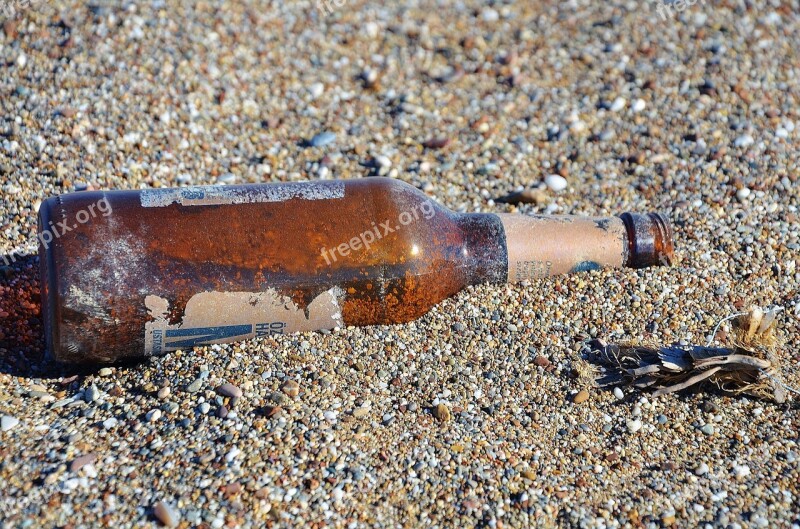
top-left (1, 1), bottom-right (800, 528)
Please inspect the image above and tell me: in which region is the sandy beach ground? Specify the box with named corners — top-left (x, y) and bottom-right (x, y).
top-left (1, 0), bottom-right (799, 527)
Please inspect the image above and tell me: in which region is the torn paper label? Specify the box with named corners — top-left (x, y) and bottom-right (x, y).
top-left (140, 181), bottom-right (345, 207)
top-left (144, 288), bottom-right (343, 356)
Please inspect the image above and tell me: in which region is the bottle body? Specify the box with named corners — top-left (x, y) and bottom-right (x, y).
top-left (39, 178), bottom-right (672, 363)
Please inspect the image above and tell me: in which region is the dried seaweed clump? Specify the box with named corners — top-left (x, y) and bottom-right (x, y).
top-left (590, 307), bottom-right (792, 403)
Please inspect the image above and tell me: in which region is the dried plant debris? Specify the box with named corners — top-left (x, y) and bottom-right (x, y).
top-left (589, 307), bottom-right (795, 403)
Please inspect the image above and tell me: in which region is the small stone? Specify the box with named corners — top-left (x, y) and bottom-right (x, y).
top-left (70, 453), bottom-right (98, 473)
top-left (84, 384), bottom-right (100, 403)
top-left (261, 405), bottom-right (281, 418)
top-left (281, 379), bottom-right (300, 397)
top-left (533, 356), bottom-right (551, 368)
top-left (1, 415), bottom-right (20, 432)
top-left (734, 134), bottom-right (754, 148)
top-left (496, 189), bottom-right (549, 206)
top-left (432, 403), bottom-right (452, 423)
top-left (198, 402), bottom-right (211, 414)
top-left (309, 131), bottom-right (336, 147)
top-left (613, 387), bottom-right (624, 400)
top-left (626, 419), bottom-right (642, 433)
top-left (700, 424), bottom-right (714, 435)
top-left (632, 98), bottom-right (646, 112)
top-left (225, 446), bottom-right (241, 462)
top-left (186, 379), bottom-right (203, 393)
top-left (217, 406), bottom-right (229, 419)
top-left (736, 187), bottom-right (751, 200)
top-left (481, 7), bottom-right (499, 22)
top-left (98, 367), bottom-right (113, 377)
top-left (102, 418), bottom-right (118, 430)
top-left (544, 174), bottom-right (568, 192)
top-left (609, 97), bottom-right (626, 112)
top-left (352, 406), bottom-right (370, 418)
top-left (216, 383), bottom-right (242, 399)
top-left (373, 155), bottom-right (392, 176)
top-left (146, 409), bottom-right (162, 422)
top-left (157, 386), bottom-right (171, 399)
top-left (308, 82), bottom-right (324, 99)
top-left (153, 501), bottom-right (180, 527)
top-left (572, 389), bottom-right (590, 404)
top-left (733, 465), bottom-right (750, 479)
top-left (422, 137), bottom-right (451, 149)
top-left (695, 463), bottom-right (709, 476)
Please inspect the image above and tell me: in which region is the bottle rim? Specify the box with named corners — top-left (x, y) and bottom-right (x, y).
top-left (619, 212), bottom-right (675, 269)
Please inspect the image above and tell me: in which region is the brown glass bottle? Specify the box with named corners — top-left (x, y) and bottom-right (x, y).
top-left (38, 178), bottom-right (673, 363)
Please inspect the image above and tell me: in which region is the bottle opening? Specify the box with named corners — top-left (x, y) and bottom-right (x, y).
top-left (619, 212), bottom-right (675, 269)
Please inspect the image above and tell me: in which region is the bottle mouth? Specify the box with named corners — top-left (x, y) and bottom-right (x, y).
top-left (619, 212), bottom-right (675, 268)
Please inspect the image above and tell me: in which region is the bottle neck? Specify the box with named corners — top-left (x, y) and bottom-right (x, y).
top-left (494, 212), bottom-right (673, 283)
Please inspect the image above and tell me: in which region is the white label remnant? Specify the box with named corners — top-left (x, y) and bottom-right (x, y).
top-left (144, 288), bottom-right (343, 356)
top-left (140, 181), bottom-right (345, 207)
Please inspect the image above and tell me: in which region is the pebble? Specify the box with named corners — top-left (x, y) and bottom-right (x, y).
top-left (1, 415), bottom-right (20, 432)
top-left (572, 389), bottom-right (590, 404)
top-left (737, 187), bottom-right (751, 200)
top-left (544, 174), bottom-right (568, 192)
top-left (700, 424), bottom-right (715, 435)
top-left (157, 386), bottom-right (171, 399)
top-left (198, 402), bottom-right (211, 415)
top-left (102, 418), bottom-right (118, 430)
top-left (185, 379), bottom-right (203, 393)
top-left (146, 409), bottom-right (162, 422)
top-left (98, 368), bottom-right (113, 377)
top-left (84, 384), bottom-right (100, 403)
top-left (695, 463), bottom-right (709, 476)
top-left (225, 446), bottom-right (241, 462)
top-left (352, 406), bottom-right (370, 418)
top-left (497, 189), bottom-right (548, 206)
top-left (216, 383), bottom-right (243, 399)
top-left (733, 465), bottom-right (751, 479)
top-left (308, 82), bottom-right (325, 99)
top-left (432, 403), bottom-right (452, 423)
top-left (626, 419), bottom-right (642, 433)
top-left (533, 356), bottom-right (551, 368)
top-left (281, 379), bottom-right (300, 397)
top-left (153, 501), bottom-right (180, 527)
top-left (309, 131), bottom-right (336, 147)
top-left (609, 97), bottom-right (626, 112)
top-left (70, 453), bottom-right (98, 473)
top-left (734, 134), bottom-right (755, 147)
top-left (613, 387), bottom-right (624, 400)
